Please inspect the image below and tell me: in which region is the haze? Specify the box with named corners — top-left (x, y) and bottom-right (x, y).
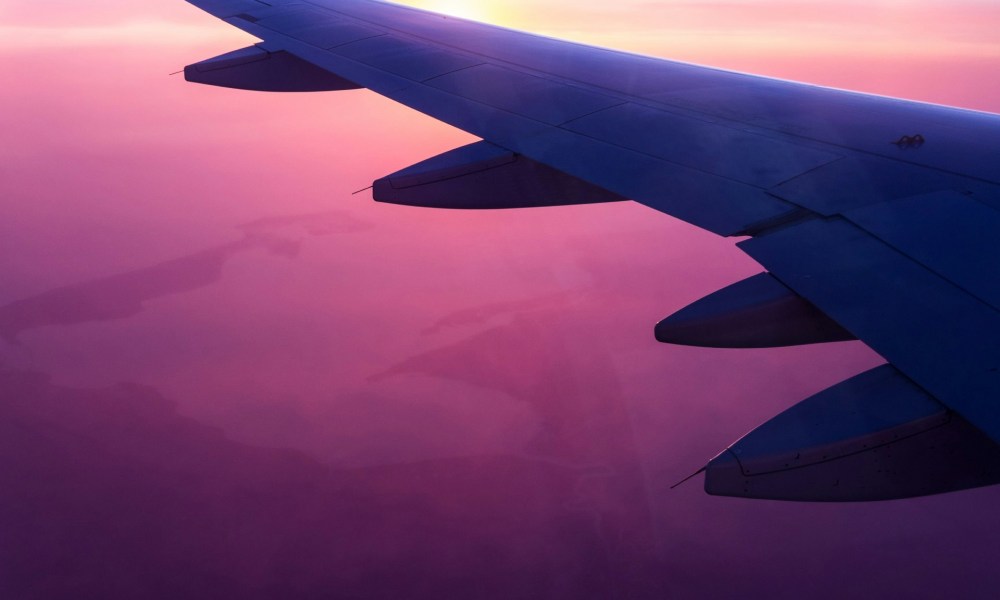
top-left (2, 1), bottom-right (999, 598)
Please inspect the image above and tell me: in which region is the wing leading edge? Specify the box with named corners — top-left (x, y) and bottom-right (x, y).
top-left (182, 0), bottom-right (1000, 501)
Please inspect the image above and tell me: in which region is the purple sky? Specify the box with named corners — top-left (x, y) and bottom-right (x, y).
top-left (2, 1), bottom-right (1000, 598)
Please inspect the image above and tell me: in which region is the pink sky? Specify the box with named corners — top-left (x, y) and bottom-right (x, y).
top-left (2, 1), bottom-right (1000, 598)
top-left (3, 0), bottom-right (999, 109)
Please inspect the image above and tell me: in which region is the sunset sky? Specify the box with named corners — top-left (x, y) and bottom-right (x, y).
top-left (2, 1), bottom-right (1000, 598)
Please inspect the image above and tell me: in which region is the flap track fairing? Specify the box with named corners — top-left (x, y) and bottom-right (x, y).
top-left (656, 272), bottom-right (855, 348)
top-left (184, 45), bottom-right (362, 92)
top-left (372, 141), bottom-right (625, 209)
top-left (705, 365), bottom-right (1000, 501)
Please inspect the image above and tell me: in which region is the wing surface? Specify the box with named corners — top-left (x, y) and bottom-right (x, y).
top-left (182, 0), bottom-right (1000, 481)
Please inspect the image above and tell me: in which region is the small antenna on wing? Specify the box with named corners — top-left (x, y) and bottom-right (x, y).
top-left (352, 185), bottom-right (374, 195)
top-left (670, 465), bottom-right (707, 490)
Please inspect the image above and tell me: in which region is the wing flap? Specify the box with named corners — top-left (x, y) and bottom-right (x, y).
top-left (769, 156), bottom-right (988, 216)
top-left (844, 191), bottom-right (1000, 310)
top-left (741, 218), bottom-right (1000, 442)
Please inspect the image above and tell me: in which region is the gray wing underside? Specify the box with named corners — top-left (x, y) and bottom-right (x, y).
top-left (183, 1), bottom-right (1000, 458)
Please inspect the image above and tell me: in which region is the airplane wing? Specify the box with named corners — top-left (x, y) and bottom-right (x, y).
top-left (182, 0), bottom-right (1000, 501)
